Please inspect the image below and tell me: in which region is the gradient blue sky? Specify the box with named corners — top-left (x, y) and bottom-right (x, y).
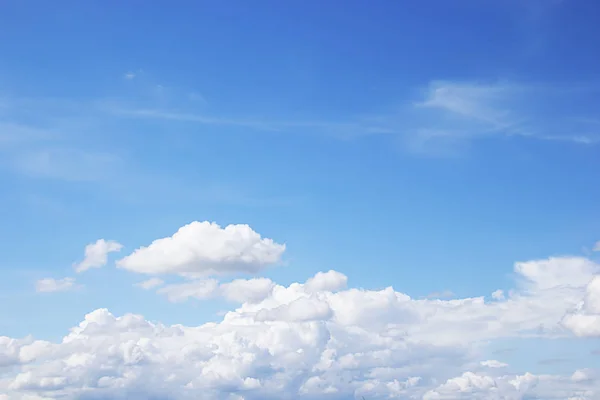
top-left (1, 1), bottom-right (600, 399)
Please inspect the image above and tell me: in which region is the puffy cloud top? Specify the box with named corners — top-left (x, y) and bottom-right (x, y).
top-left (117, 221), bottom-right (285, 275)
top-left (6, 256), bottom-right (600, 399)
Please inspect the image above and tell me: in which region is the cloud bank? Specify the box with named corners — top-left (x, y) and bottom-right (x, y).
top-left (7, 254), bottom-right (600, 399)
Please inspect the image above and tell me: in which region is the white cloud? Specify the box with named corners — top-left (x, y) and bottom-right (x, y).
top-left (74, 239), bottom-right (123, 273)
top-left (5, 255), bottom-right (600, 399)
top-left (35, 277), bottom-right (76, 293)
top-left (480, 360), bottom-right (508, 368)
top-left (304, 270), bottom-right (348, 292)
top-left (153, 277), bottom-right (274, 304)
top-left (410, 81), bottom-right (600, 150)
top-left (154, 272), bottom-right (340, 304)
top-left (594, 241), bottom-right (600, 252)
top-left (117, 221), bottom-right (285, 276)
top-left (561, 276), bottom-right (600, 337)
top-left (220, 277), bottom-right (275, 303)
top-left (515, 257), bottom-right (598, 290)
top-left (134, 278), bottom-right (164, 290)
top-left (157, 279), bottom-right (219, 303)
top-left (123, 72), bottom-right (136, 80)
top-left (419, 81), bottom-right (516, 128)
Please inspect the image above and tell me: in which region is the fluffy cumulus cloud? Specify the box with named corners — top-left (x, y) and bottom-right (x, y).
top-left (561, 275), bottom-right (600, 337)
top-left (117, 221), bottom-right (285, 276)
top-left (74, 239), bottom-right (123, 273)
top-left (34, 277), bottom-right (76, 293)
top-left (4, 255), bottom-right (600, 399)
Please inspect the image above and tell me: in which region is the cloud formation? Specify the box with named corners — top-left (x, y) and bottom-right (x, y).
top-left (34, 277), bottom-right (76, 293)
top-left (74, 239), bottom-right (123, 273)
top-left (117, 221), bottom-right (285, 276)
top-left (480, 360), bottom-right (509, 369)
top-left (407, 81), bottom-right (600, 153)
top-left (6, 254), bottom-right (600, 399)
top-left (152, 277), bottom-right (275, 304)
top-left (134, 278), bottom-right (164, 290)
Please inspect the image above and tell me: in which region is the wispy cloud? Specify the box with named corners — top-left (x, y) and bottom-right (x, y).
top-left (14, 148), bottom-right (121, 182)
top-left (2, 76), bottom-right (599, 172)
top-left (35, 277), bottom-right (77, 293)
top-left (410, 80), bottom-right (600, 150)
top-left (109, 107), bottom-right (395, 139)
top-left (107, 79), bottom-right (600, 153)
top-left (74, 239), bottom-right (123, 273)
top-left (135, 278), bottom-right (165, 290)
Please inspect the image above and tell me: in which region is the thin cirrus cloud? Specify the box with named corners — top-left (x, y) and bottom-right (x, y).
top-left (116, 221), bottom-right (286, 276)
top-left (134, 278), bottom-right (164, 290)
top-left (2, 78), bottom-right (599, 167)
top-left (74, 239), bottom-right (124, 273)
top-left (408, 80), bottom-right (600, 149)
top-left (8, 251), bottom-right (600, 399)
top-left (109, 78), bottom-right (600, 150)
top-left (35, 277), bottom-right (76, 293)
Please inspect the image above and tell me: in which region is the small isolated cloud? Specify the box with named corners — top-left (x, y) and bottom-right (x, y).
top-left (135, 278), bottom-right (164, 290)
top-left (123, 72), bottom-right (136, 80)
top-left (74, 239), bottom-right (123, 273)
top-left (594, 241), bottom-right (600, 252)
top-left (480, 359), bottom-right (508, 368)
top-left (117, 221), bottom-right (285, 276)
top-left (35, 277), bottom-right (76, 293)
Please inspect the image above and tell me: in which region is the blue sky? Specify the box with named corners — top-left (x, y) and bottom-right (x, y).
top-left (1, 1), bottom-right (600, 399)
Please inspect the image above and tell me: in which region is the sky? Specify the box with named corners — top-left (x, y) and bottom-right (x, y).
top-left (1, 0), bottom-right (600, 399)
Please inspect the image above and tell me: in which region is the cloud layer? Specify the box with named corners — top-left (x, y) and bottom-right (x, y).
top-left (7, 255), bottom-right (600, 399)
